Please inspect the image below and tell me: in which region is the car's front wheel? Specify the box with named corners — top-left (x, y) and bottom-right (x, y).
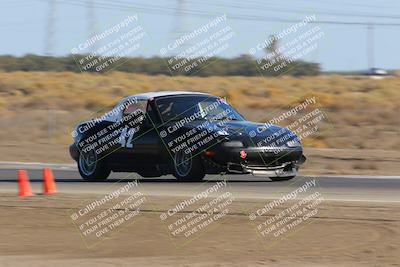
top-left (78, 148), bottom-right (110, 182)
top-left (173, 149), bottom-right (205, 182)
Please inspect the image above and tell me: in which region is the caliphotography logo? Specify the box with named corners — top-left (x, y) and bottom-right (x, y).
top-left (69, 178), bottom-right (147, 248)
top-left (249, 14), bottom-right (324, 76)
top-left (70, 14), bottom-right (148, 73)
top-left (158, 178), bottom-right (235, 248)
top-left (160, 14), bottom-right (236, 75)
top-left (247, 177), bottom-right (325, 249)
top-left (1, 1), bottom-right (400, 266)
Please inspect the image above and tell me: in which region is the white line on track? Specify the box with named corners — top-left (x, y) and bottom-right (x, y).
top-left (0, 161), bottom-right (399, 179)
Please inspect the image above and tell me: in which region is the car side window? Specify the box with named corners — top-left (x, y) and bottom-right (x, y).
top-left (120, 100), bottom-right (148, 130)
top-left (123, 100), bottom-right (147, 116)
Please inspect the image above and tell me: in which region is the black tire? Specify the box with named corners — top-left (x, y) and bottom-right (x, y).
top-left (78, 148), bottom-right (110, 182)
top-left (269, 176), bottom-right (295, 182)
top-left (173, 149), bottom-right (205, 182)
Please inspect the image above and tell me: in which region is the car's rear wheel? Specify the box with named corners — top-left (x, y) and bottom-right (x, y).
top-left (78, 148), bottom-right (110, 182)
top-left (269, 176), bottom-right (295, 182)
top-left (173, 149), bottom-right (205, 182)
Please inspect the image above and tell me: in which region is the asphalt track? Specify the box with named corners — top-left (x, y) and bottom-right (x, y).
top-left (1, 162), bottom-right (399, 202)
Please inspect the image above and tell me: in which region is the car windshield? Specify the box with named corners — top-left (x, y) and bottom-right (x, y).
top-left (155, 95), bottom-right (245, 122)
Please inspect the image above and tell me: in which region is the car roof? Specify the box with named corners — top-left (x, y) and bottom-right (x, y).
top-left (104, 91), bottom-right (215, 123)
top-left (125, 91), bottom-right (211, 101)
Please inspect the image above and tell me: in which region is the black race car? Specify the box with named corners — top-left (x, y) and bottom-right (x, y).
top-left (70, 91), bottom-right (306, 182)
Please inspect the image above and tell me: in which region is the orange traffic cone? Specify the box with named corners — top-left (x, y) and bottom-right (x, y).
top-left (18, 170), bottom-right (34, 197)
top-left (43, 168), bottom-right (57, 195)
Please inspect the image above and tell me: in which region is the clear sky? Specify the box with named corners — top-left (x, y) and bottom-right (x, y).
top-left (1, 0), bottom-right (399, 71)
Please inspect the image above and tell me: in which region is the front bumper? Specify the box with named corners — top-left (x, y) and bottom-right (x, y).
top-left (227, 160), bottom-right (303, 177)
top-left (204, 145), bottom-right (306, 177)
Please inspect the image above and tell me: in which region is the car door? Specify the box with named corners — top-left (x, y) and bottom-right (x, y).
top-left (112, 99), bottom-right (161, 171)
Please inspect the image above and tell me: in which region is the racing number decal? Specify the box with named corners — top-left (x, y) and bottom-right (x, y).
top-left (119, 127), bottom-right (135, 148)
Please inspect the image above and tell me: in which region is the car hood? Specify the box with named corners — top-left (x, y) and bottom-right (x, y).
top-left (216, 120), bottom-right (282, 134)
top-left (184, 120), bottom-right (296, 146)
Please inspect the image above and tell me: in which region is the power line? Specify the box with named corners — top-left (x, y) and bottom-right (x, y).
top-left (180, 0), bottom-right (400, 21)
top-left (51, 0), bottom-right (400, 27)
top-left (230, 0), bottom-right (400, 11)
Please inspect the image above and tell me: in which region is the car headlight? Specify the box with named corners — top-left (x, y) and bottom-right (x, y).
top-left (287, 139), bottom-right (301, 147)
top-left (222, 141), bottom-right (244, 147)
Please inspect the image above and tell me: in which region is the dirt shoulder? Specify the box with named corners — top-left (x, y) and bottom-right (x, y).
top-left (0, 194), bottom-right (399, 266)
top-left (302, 147), bottom-right (400, 176)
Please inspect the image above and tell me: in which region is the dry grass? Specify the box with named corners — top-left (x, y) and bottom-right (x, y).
top-left (0, 71), bottom-right (399, 171)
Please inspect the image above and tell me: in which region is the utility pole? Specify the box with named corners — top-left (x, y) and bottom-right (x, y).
top-left (45, 0), bottom-right (57, 55)
top-left (169, 0), bottom-right (189, 55)
top-left (367, 23), bottom-right (375, 70)
top-left (86, 0), bottom-right (97, 53)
